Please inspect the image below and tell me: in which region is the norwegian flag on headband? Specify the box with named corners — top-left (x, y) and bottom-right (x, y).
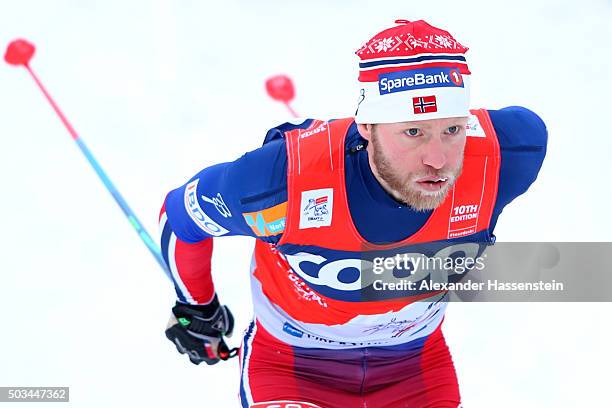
top-left (413, 96), bottom-right (437, 114)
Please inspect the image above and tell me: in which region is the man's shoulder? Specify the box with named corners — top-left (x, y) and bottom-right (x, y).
top-left (262, 118), bottom-right (316, 145)
top-left (487, 106), bottom-right (548, 151)
top-left (485, 106), bottom-right (548, 230)
top-left (232, 118), bottom-right (333, 205)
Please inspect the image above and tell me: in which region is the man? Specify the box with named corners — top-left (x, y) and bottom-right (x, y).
top-left (160, 20), bottom-right (547, 407)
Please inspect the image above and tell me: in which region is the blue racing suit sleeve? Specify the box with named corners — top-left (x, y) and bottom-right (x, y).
top-left (163, 120), bottom-right (318, 244)
top-left (164, 138), bottom-right (288, 243)
top-left (159, 121), bottom-right (312, 305)
top-left (488, 106), bottom-right (548, 231)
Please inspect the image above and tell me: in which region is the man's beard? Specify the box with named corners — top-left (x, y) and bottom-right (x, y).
top-left (370, 129), bottom-right (464, 212)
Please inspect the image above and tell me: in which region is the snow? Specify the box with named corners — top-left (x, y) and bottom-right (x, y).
top-left (0, 0), bottom-right (610, 406)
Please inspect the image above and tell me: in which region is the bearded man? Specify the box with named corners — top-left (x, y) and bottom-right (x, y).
top-left (159, 19), bottom-right (547, 408)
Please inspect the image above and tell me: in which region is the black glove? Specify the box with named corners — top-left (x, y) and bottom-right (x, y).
top-left (165, 295), bottom-right (238, 365)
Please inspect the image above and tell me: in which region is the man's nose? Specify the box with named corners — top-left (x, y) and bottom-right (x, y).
top-left (421, 137), bottom-right (447, 169)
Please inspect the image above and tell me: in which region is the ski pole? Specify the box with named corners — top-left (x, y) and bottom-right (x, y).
top-left (265, 74), bottom-right (299, 118)
top-left (4, 38), bottom-right (171, 279)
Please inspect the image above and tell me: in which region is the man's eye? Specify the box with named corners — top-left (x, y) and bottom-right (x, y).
top-left (405, 128), bottom-right (420, 137)
top-left (447, 126), bottom-right (460, 134)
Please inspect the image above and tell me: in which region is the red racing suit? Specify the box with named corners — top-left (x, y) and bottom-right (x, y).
top-left (237, 110), bottom-right (499, 407)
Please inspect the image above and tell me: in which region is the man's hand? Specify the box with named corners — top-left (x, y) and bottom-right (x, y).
top-left (165, 296), bottom-right (237, 365)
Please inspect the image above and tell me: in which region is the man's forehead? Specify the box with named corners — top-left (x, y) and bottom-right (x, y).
top-left (396, 116), bottom-right (469, 127)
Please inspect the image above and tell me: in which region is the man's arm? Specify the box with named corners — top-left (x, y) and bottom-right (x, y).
top-left (159, 121), bottom-right (320, 364)
top-left (159, 136), bottom-right (289, 305)
top-left (157, 130), bottom-right (295, 364)
top-left (158, 119), bottom-right (316, 307)
top-left (489, 106), bottom-right (548, 232)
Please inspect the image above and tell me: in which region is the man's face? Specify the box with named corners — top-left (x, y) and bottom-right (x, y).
top-left (358, 117), bottom-right (468, 211)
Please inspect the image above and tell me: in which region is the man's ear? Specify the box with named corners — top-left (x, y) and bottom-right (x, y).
top-left (357, 123), bottom-right (373, 142)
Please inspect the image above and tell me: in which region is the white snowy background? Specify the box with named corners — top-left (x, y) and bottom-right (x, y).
top-left (1, 0), bottom-right (611, 407)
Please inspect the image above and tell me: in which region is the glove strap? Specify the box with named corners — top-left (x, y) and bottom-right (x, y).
top-left (218, 346), bottom-right (239, 360)
top-left (174, 295), bottom-right (220, 319)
